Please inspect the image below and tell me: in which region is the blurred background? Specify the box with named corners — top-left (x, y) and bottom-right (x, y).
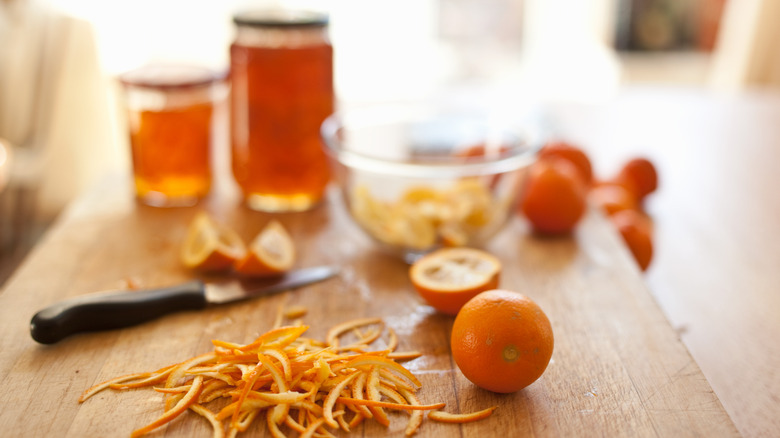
top-left (1, 0), bottom-right (777, 285)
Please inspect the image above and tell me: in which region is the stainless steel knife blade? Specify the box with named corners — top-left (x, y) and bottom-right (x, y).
top-left (204, 265), bottom-right (339, 304)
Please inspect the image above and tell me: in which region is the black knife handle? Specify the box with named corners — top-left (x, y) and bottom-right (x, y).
top-left (30, 280), bottom-right (208, 344)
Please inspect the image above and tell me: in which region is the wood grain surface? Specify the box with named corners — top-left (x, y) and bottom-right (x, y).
top-left (0, 165), bottom-right (737, 437)
top-left (544, 86), bottom-right (780, 438)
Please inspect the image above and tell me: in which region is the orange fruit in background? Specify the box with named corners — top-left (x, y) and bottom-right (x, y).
top-left (589, 183), bottom-right (639, 216)
top-left (609, 209), bottom-right (653, 271)
top-left (520, 157), bottom-right (587, 235)
top-left (451, 289), bottom-right (554, 393)
top-left (234, 220), bottom-right (296, 277)
top-left (538, 141), bottom-right (593, 184)
top-left (180, 212), bottom-right (246, 272)
top-left (615, 157), bottom-right (658, 201)
top-left (409, 247), bottom-right (501, 316)
top-left (455, 142), bottom-right (511, 159)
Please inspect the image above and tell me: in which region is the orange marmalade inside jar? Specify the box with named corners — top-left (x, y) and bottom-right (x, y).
top-left (230, 10), bottom-right (334, 212)
top-left (120, 65), bottom-right (223, 207)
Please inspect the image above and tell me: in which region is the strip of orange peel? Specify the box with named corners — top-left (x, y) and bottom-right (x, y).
top-left (428, 406), bottom-right (498, 423)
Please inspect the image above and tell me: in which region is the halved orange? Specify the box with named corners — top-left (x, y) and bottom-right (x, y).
top-left (181, 212), bottom-right (246, 272)
top-left (234, 220), bottom-right (295, 277)
top-left (409, 248), bottom-right (501, 315)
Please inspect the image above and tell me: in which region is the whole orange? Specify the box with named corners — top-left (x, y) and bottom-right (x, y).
top-left (520, 157), bottom-right (587, 234)
top-left (616, 157), bottom-right (658, 201)
top-left (609, 209), bottom-right (653, 271)
top-left (451, 290), bottom-right (554, 393)
top-left (538, 141), bottom-right (593, 184)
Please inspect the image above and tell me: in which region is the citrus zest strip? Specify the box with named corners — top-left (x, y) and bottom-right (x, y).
top-left (367, 366), bottom-right (390, 426)
top-left (300, 417), bottom-right (326, 438)
top-left (283, 305), bottom-right (308, 320)
top-left (154, 385), bottom-right (191, 394)
top-left (244, 389), bottom-right (313, 404)
top-left (400, 388), bottom-right (424, 437)
top-left (265, 412), bottom-right (285, 438)
top-left (323, 371), bottom-right (359, 428)
top-left (165, 353), bottom-right (217, 390)
top-left (78, 372), bottom-right (150, 402)
top-left (257, 353), bottom-right (289, 392)
top-left (378, 383), bottom-right (407, 405)
top-left (108, 365), bottom-right (175, 390)
top-left (216, 400), bottom-right (272, 422)
top-left (343, 354), bottom-right (422, 387)
top-left (335, 408), bottom-right (351, 431)
top-left (387, 351), bottom-right (423, 361)
top-left (267, 394), bottom-right (290, 426)
top-left (379, 368), bottom-right (416, 393)
top-left (236, 325), bottom-right (309, 351)
top-left (234, 409), bottom-right (260, 433)
top-left (261, 347), bottom-right (292, 381)
top-left (231, 362), bottom-right (265, 427)
top-left (283, 414), bottom-right (306, 433)
top-left (386, 327), bottom-right (399, 351)
top-left (428, 406), bottom-right (498, 423)
top-left (190, 403), bottom-right (225, 438)
top-left (326, 317), bottom-right (383, 348)
top-left (350, 371), bottom-right (373, 418)
top-left (130, 375), bottom-right (204, 438)
top-left (336, 397), bottom-right (446, 411)
top-left (337, 326), bottom-right (384, 352)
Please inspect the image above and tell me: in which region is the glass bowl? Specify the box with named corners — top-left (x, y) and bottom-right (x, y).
top-left (321, 101), bottom-right (545, 262)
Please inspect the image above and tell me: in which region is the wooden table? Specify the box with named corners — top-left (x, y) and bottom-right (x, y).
top-left (544, 86), bottom-right (780, 438)
top-left (0, 86), bottom-right (750, 437)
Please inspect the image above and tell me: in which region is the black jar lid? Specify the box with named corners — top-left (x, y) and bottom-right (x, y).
top-left (232, 9), bottom-right (329, 28)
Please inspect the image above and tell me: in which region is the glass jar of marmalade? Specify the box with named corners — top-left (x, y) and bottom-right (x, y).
top-left (230, 9), bottom-right (334, 212)
top-left (120, 64), bottom-right (223, 207)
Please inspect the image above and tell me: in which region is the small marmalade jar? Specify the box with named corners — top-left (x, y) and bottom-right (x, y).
top-left (230, 9), bottom-right (334, 212)
top-left (120, 65), bottom-right (223, 207)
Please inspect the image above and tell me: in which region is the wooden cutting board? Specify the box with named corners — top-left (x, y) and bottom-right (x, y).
top-left (0, 176), bottom-right (737, 437)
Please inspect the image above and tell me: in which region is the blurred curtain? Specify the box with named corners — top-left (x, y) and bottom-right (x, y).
top-left (0, 0), bottom-right (117, 284)
top-left (710, 0), bottom-right (780, 89)
top-left (0, 0), bottom-right (118, 217)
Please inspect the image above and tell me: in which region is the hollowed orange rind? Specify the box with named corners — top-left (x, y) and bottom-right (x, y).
top-left (180, 212), bottom-right (246, 272)
top-left (409, 247), bottom-right (501, 315)
top-left (234, 220), bottom-right (295, 277)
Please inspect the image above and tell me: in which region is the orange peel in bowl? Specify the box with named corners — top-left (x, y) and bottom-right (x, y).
top-left (234, 220), bottom-right (295, 277)
top-left (409, 247), bottom-right (501, 315)
top-left (350, 178), bottom-right (503, 255)
top-left (180, 212), bottom-right (246, 272)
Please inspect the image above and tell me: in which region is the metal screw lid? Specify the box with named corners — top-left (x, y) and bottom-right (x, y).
top-left (232, 9), bottom-right (329, 28)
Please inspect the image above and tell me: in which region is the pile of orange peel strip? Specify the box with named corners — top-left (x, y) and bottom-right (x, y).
top-left (78, 318), bottom-right (496, 437)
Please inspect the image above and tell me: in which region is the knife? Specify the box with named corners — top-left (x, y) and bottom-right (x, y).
top-left (30, 265), bottom-right (338, 345)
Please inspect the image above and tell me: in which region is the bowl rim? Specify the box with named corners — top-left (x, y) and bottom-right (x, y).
top-left (320, 103), bottom-right (545, 179)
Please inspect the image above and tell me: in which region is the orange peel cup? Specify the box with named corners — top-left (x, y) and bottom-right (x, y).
top-left (234, 220), bottom-right (296, 277)
top-left (409, 247), bottom-right (502, 316)
top-left (180, 212), bottom-right (246, 272)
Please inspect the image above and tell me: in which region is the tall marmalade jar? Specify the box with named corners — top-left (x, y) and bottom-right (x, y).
top-left (230, 9), bottom-right (334, 212)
